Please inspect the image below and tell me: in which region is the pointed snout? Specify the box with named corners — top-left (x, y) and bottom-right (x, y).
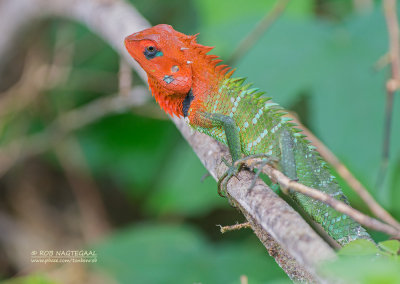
top-left (124, 31), bottom-right (146, 58)
top-left (124, 31), bottom-right (141, 45)
top-left (124, 31), bottom-right (141, 50)
top-left (124, 27), bottom-right (161, 58)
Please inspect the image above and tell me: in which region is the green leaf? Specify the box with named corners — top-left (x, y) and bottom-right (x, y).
top-left (321, 256), bottom-right (400, 283)
top-left (338, 239), bottom-right (379, 256)
top-left (379, 240), bottom-right (400, 256)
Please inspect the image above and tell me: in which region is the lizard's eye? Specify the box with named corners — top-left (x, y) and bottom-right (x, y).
top-left (144, 45), bottom-right (162, 59)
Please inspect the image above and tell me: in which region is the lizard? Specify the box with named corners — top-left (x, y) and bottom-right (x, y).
top-left (124, 24), bottom-right (372, 246)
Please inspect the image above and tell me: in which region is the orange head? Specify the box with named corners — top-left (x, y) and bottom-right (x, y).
top-left (125, 24), bottom-right (232, 117)
top-left (125, 24), bottom-right (196, 115)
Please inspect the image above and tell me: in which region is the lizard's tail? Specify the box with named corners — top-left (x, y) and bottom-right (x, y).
top-left (290, 139), bottom-right (372, 246)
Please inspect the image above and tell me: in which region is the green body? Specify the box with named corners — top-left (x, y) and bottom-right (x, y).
top-left (191, 76), bottom-right (371, 246)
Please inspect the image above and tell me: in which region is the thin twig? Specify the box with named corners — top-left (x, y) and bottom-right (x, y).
top-left (0, 86), bottom-right (159, 178)
top-left (288, 113), bottom-right (400, 231)
top-left (0, 51), bottom-right (48, 118)
top-left (218, 222), bottom-right (252, 233)
top-left (0, 25), bottom-right (75, 118)
top-left (374, 52), bottom-right (390, 71)
top-left (226, 0), bottom-right (290, 66)
top-left (377, 0), bottom-right (400, 189)
top-left (244, 158), bottom-right (400, 238)
top-left (384, 0), bottom-right (400, 81)
top-left (119, 58), bottom-right (132, 96)
top-left (240, 275), bottom-right (248, 284)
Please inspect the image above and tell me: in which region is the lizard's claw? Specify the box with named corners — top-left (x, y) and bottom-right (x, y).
top-left (217, 162), bottom-right (241, 197)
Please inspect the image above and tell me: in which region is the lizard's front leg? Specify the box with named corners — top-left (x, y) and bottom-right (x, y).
top-left (199, 112), bottom-right (243, 196)
top-left (199, 112), bottom-right (276, 196)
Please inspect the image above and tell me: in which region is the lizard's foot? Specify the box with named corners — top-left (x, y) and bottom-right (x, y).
top-left (217, 154), bottom-right (278, 197)
top-left (217, 158), bottom-right (242, 197)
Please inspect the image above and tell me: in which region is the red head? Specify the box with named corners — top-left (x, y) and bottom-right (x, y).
top-left (125, 24), bottom-right (232, 117)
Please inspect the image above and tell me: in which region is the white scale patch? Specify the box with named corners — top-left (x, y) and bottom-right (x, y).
top-left (248, 129), bottom-right (269, 150)
top-left (270, 123), bottom-right (282, 134)
top-left (250, 101), bottom-right (279, 126)
top-left (212, 99), bottom-right (219, 112)
top-left (228, 92), bottom-right (244, 118)
top-left (246, 142), bottom-right (253, 152)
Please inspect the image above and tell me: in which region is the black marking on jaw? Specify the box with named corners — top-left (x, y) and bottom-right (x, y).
top-left (144, 46), bottom-right (163, 60)
top-left (182, 89), bottom-right (194, 117)
top-left (163, 75), bottom-right (174, 84)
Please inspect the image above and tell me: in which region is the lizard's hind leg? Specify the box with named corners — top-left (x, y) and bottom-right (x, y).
top-left (279, 129), bottom-right (298, 181)
top-left (204, 112), bottom-right (277, 197)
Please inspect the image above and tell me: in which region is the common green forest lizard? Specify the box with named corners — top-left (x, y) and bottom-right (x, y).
top-left (124, 24), bottom-right (372, 246)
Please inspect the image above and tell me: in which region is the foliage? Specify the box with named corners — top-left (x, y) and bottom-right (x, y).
top-left (320, 239), bottom-right (400, 283)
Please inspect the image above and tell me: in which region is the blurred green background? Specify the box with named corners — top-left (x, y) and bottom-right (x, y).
top-left (0, 0), bottom-right (399, 283)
